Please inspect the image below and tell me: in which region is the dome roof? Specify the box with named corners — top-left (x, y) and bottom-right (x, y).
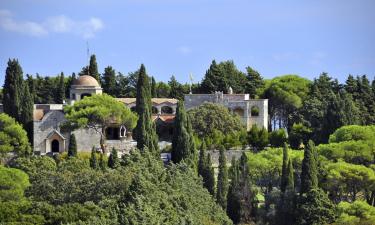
top-left (73, 75), bottom-right (100, 87)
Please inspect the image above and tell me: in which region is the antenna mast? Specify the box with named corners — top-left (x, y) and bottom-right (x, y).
top-left (86, 41), bottom-right (90, 76)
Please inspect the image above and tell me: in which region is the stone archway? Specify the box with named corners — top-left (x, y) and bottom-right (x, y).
top-left (51, 139), bottom-right (60, 153)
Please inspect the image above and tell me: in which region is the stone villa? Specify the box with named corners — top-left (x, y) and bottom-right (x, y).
top-left (0, 75), bottom-right (268, 155)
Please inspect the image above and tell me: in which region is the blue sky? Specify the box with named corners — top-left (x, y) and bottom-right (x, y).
top-left (0, 0), bottom-right (374, 86)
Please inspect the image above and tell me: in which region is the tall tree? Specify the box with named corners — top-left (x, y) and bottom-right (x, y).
top-left (198, 142), bottom-right (215, 195)
top-left (200, 60), bottom-right (227, 93)
top-left (134, 64), bottom-right (158, 152)
top-left (216, 145), bottom-right (228, 209)
top-left (280, 143), bottom-right (289, 193)
top-left (227, 153), bottom-right (254, 224)
top-left (108, 147), bottom-right (119, 169)
top-left (89, 147), bottom-right (98, 169)
top-left (101, 66), bottom-right (116, 96)
top-left (20, 82), bottom-right (33, 144)
top-left (245, 66), bottom-right (264, 98)
top-left (300, 140), bottom-right (318, 195)
top-left (3, 59), bottom-right (23, 122)
top-left (171, 101), bottom-right (195, 167)
top-left (55, 72), bottom-right (65, 104)
top-left (168, 75), bottom-right (184, 99)
top-left (68, 134), bottom-right (77, 157)
top-left (99, 153), bottom-right (106, 171)
top-left (286, 159), bottom-right (294, 191)
top-left (151, 76), bottom-right (157, 97)
top-left (88, 54), bottom-right (100, 82)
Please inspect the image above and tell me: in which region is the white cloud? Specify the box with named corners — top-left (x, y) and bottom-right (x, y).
top-left (0, 9), bottom-right (47, 36)
top-left (177, 46), bottom-right (192, 55)
top-left (0, 9), bottom-right (104, 38)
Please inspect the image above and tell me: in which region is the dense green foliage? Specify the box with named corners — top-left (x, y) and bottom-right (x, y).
top-left (247, 124), bottom-right (269, 151)
top-left (172, 101), bottom-right (197, 167)
top-left (300, 140), bottom-right (318, 194)
top-left (64, 94), bottom-right (138, 153)
top-left (133, 64), bottom-right (158, 152)
top-left (1, 151), bottom-right (231, 225)
top-left (198, 142), bottom-right (215, 195)
top-left (188, 102), bottom-right (244, 138)
top-left (216, 146), bottom-right (229, 210)
top-left (0, 113), bottom-right (31, 159)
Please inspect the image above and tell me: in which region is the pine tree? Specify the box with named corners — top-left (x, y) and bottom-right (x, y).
top-left (300, 140), bottom-right (318, 195)
top-left (345, 74), bottom-right (357, 96)
top-left (26, 74), bottom-right (36, 101)
top-left (134, 64), bottom-right (158, 152)
top-left (20, 82), bottom-right (34, 145)
top-left (88, 54), bottom-right (100, 82)
top-left (216, 145), bottom-right (228, 209)
top-left (201, 60), bottom-right (227, 93)
top-left (198, 142), bottom-right (215, 195)
top-left (102, 66), bottom-right (116, 96)
top-left (245, 66), bottom-right (264, 98)
top-left (280, 143), bottom-right (289, 193)
top-left (3, 59), bottom-right (23, 122)
top-left (68, 134), bottom-right (77, 157)
top-left (151, 76), bottom-right (157, 97)
top-left (171, 101), bottom-right (194, 165)
top-left (99, 153), bottom-right (106, 171)
top-left (168, 75), bottom-right (182, 99)
top-left (55, 72), bottom-right (65, 103)
top-left (90, 147), bottom-right (98, 169)
top-left (108, 147), bottom-right (119, 169)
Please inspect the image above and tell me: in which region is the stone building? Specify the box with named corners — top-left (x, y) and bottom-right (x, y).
top-left (30, 75), bottom-right (178, 155)
top-left (184, 91), bottom-right (268, 130)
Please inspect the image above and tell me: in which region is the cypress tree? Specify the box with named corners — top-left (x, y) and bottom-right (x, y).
top-left (216, 145), bottom-right (228, 209)
top-left (151, 76), bottom-right (157, 97)
top-left (134, 64), bottom-right (158, 152)
top-left (227, 153), bottom-right (254, 224)
top-left (88, 54), bottom-right (100, 82)
top-left (20, 82), bottom-right (34, 145)
top-left (90, 147), bottom-right (98, 169)
top-left (99, 153), bottom-right (106, 171)
top-left (205, 153), bottom-right (215, 196)
top-left (300, 140), bottom-right (318, 195)
top-left (171, 101), bottom-right (195, 166)
top-left (280, 143), bottom-right (289, 193)
top-left (198, 141), bottom-right (207, 178)
top-left (108, 147), bottom-right (119, 169)
top-left (102, 66), bottom-right (116, 96)
top-left (68, 134), bottom-right (77, 157)
top-left (3, 59), bottom-right (23, 122)
top-left (55, 72), bottom-right (65, 104)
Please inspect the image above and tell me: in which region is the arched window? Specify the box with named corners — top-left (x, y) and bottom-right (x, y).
top-left (152, 106), bottom-right (159, 114)
top-left (251, 106), bottom-right (260, 117)
top-left (51, 139), bottom-right (59, 153)
top-left (120, 126), bottom-right (126, 137)
top-left (81, 93), bottom-right (91, 99)
top-left (161, 106), bottom-right (173, 114)
top-left (233, 107), bottom-right (245, 117)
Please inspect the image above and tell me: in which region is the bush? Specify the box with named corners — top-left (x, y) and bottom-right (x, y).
top-left (188, 103), bottom-right (244, 138)
top-left (329, 125), bottom-right (375, 143)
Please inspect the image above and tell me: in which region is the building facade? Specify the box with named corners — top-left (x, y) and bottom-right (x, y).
top-left (31, 75), bottom-right (177, 155)
top-left (184, 92), bottom-right (268, 130)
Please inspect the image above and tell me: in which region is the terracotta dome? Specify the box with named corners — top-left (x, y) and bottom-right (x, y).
top-left (73, 75), bottom-right (100, 87)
